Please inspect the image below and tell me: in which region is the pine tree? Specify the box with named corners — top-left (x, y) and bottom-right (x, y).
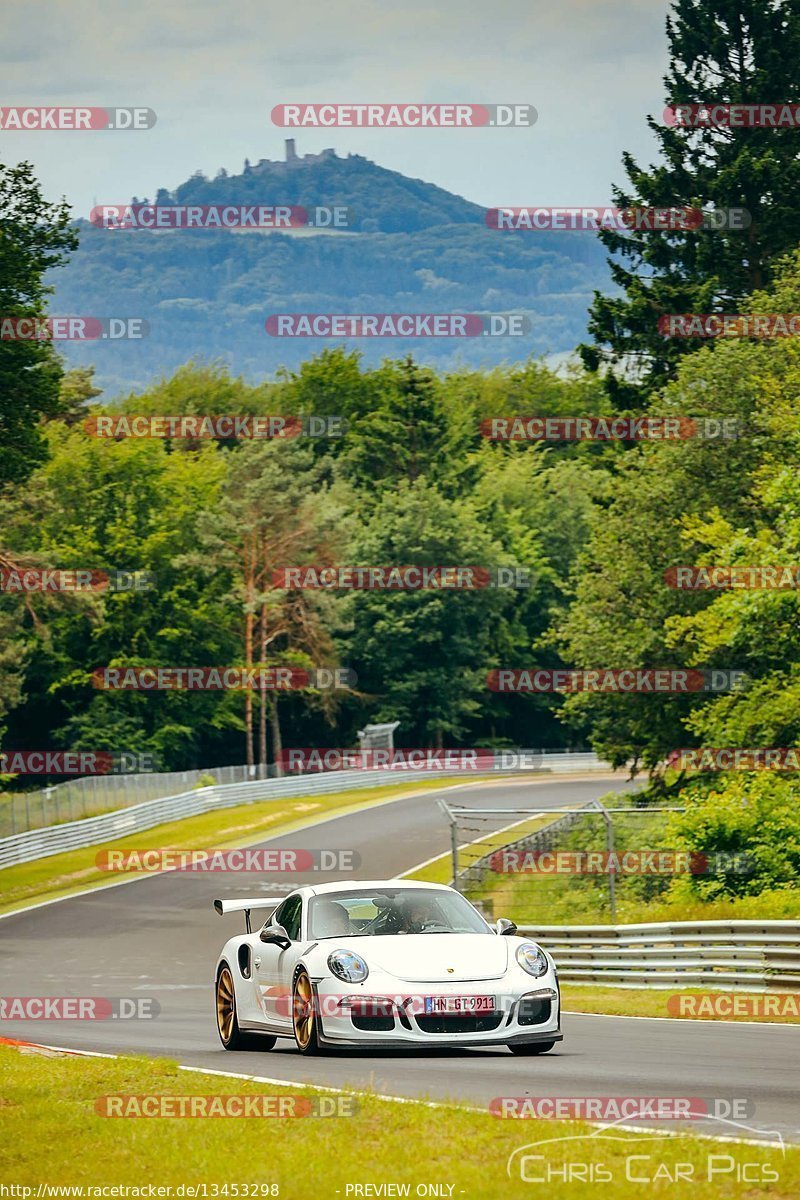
top-left (580, 0), bottom-right (800, 404)
top-left (0, 160), bottom-right (76, 485)
top-left (342, 357), bottom-right (456, 490)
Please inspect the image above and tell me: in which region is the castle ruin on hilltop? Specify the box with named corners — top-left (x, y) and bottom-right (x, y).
top-left (245, 139), bottom-right (338, 174)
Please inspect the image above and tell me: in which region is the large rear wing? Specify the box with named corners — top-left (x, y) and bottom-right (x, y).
top-left (213, 897), bottom-right (284, 933)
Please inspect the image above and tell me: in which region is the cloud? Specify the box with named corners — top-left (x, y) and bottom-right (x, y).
top-left (0, 0), bottom-right (671, 216)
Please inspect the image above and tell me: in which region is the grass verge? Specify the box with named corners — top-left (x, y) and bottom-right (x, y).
top-left (561, 984), bottom-right (800, 1023)
top-left (0, 779), bottom-right (470, 917)
top-left (0, 1044), bottom-right (796, 1197)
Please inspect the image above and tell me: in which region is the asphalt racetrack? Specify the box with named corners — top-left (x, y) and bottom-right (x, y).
top-left (1, 774), bottom-right (797, 1144)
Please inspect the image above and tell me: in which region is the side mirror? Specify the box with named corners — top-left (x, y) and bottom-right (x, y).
top-left (260, 923), bottom-right (291, 948)
top-left (496, 918), bottom-right (518, 936)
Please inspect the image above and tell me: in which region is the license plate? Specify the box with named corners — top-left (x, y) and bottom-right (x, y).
top-left (423, 995), bottom-right (495, 1014)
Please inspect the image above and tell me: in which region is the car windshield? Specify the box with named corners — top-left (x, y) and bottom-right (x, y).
top-left (308, 889), bottom-right (491, 939)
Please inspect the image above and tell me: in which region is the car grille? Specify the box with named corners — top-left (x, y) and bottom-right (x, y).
top-left (415, 1011), bottom-right (504, 1034)
top-left (351, 1012), bottom-right (396, 1032)
top-left (517, 997), bottom-right (553, 1026)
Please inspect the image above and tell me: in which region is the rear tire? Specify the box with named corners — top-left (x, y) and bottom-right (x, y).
top-left (216, 964), bottom-right (277, 1051)
top-left (508, 1040), bottom-right (556, 1056)
top-left (292, 969), bottom-right (323, 1055)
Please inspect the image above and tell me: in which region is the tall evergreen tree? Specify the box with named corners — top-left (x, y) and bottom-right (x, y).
top-left (0, 161), bottom-right (76, 484)
top-left (580, 0), bottom-right (800, 404)
top-left (341, 357), bottom-right (458, 491)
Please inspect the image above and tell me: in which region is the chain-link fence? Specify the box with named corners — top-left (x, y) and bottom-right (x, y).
top-left (0, 749), bottom-right (607, 839)
top-left (439, 797), bottom-right (699, 924)
top-left (0, 763), bottom-right (262, 838)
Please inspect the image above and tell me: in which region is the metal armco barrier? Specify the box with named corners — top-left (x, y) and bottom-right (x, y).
top-left (0, 751), bottom-right (608, 869)
top-left (518, 921), bottom-right (800, 991)
top-left (0, 762), bottom-right (258, 838)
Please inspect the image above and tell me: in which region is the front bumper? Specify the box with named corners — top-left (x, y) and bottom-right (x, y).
top-left (312, 975), bottom-right (561, 1048)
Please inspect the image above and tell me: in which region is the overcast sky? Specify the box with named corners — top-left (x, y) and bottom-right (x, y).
top-left (1, 0), bottom-right (671, 217)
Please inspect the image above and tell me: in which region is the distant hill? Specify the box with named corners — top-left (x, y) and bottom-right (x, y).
top-left (158, 143), bottom-right (487, 233)
top-left (50, 144), bottom-right (612, 394)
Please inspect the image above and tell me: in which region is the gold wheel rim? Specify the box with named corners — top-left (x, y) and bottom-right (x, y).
top-left (216, 967), bottom-right (236, 1043)
top-left (293, 973), bottom-right (314, 1048)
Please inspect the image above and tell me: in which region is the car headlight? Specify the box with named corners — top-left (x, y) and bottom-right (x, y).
top-left (516, 943), bottom-right (549, 977)
top-left (327, 949), bottom-right (369, 983)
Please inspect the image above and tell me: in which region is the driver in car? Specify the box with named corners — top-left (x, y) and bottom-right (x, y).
top-left (402, 897), bottom-right (440, 933)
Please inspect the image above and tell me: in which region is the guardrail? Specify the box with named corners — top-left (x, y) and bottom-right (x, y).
top-left (517, 921), bottom-right (800, 991)
top-left (0, 763), bottom-right (259, 838)
top-left (0, 751), bottom-right (609, 869)
top-left (0, 749), bottom-right (608, 838)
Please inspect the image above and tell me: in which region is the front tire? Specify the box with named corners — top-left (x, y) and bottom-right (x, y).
top-left (292, 969), bottom-right (323, 1055)
top-left (508, 1040), bottom-right (556, 1056)
top-left (216, 964), bottom-right (276, 1051)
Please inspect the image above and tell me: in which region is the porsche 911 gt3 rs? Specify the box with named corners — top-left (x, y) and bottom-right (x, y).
top-left (213, 879), bottom-right (561, 1055)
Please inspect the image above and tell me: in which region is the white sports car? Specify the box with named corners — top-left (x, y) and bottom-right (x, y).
top-left (213, 879), bottom-right (561, 1055)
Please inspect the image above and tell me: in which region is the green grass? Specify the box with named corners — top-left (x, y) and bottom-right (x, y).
top-left (408, 854), bottom-right (453, 884)
top-left (0, 1046), bottom-right (796, 1197)
top-left (462, 876), bottom-right (800, 925)
top-left (561, 984), bottom-right (800, 1023)
top-left (0, 779), bottom-right (469, 916)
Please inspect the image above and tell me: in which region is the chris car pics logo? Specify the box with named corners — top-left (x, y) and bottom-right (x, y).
top-left (506, 1116), bottom-right (783, 1185)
